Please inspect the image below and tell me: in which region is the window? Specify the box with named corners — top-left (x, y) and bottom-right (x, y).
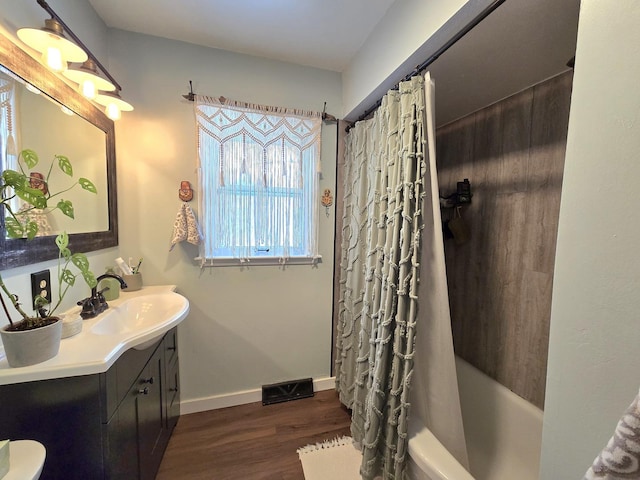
top-left (196, 96), bottom-right (322, 265)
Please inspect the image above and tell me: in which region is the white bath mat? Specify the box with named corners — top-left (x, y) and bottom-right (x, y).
top-left (297, 436), bottom-right (362, 480)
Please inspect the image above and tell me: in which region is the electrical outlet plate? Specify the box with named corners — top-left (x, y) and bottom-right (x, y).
top-left (30, 270), bottom-right (51, 310)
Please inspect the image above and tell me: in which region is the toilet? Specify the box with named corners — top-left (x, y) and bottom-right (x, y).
top-left (5, 440), bottom-right (46, 480)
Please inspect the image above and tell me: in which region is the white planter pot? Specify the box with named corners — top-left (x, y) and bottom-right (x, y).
top-left (0, 318), bottom-right (63, 367)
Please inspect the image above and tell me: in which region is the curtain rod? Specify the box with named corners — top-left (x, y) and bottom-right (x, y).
top-left (36, 0), bottom-right (123, 92)
top-left (347, 0), bottom-right (507, 130)
top-left (182, 81), bottom-right (338, 122)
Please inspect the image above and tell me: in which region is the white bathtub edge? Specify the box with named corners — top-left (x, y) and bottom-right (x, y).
top-left (408, 420), bottom-right (475, 480)
top-left (456, 357), bottom-right (544, 423)
top-left (455, 356), bottom-right (544, 480)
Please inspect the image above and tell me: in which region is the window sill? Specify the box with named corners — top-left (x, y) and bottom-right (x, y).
top-left (194, 256), bottom-right (322, 267)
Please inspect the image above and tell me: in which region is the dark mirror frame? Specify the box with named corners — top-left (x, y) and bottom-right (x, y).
top-left (0, 34), bottom-right (117, 270)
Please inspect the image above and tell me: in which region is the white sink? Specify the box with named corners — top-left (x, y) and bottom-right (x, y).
top-left (0, 285), bottom-right (189, 386)
top-left (91, 292), bottom-right (188, 337)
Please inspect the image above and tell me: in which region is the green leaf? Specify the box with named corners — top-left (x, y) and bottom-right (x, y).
top-left (2, 169), bottom-right (27, 188)
top-left (60, 247), bottom-right (72, 260)
top-left (16, 187), bottom-right (47, 209)
top-left (21, 149), bottom-right (39, 169)
top-left (4, 217), bottom-right (23, 238)
top-left (3, 217), bottom-right (38, 239)
top-left (71, 253), bottom-right (90, 273)
top-left (61, 268), bottom-right (76, 286)
top-left (56, 155), bottom-right (73, 176)
top-left (34, 295), bottom-right (50, 307)
top-left (24, 220), bottom-right (38, 240)
top-left (78, 178), bottom-right (97, 194)
top-left (57, 199), bottom-right (74, 219)
top-left (82, 270), bottom-right (97, 289)
top-left (55, 231), bottom-right (69, 250)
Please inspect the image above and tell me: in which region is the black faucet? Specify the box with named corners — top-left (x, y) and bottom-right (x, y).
top-left (78, 273), bottom-right (128, 319)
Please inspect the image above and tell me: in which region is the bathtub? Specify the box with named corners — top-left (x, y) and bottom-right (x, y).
top-left (407, 357), bottom-right (543, 480)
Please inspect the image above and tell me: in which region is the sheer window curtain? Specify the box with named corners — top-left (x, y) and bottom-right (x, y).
top-left (195, 95), bottom-right (322, 264)
top-left (0, 74), bottom-right (21, 220)
top-left (0, 73), bottom-right (19, 171)
top-left (335, 75), bottom-right (427, 480)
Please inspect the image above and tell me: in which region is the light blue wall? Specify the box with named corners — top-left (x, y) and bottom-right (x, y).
top-left (540, 1), bottom-right (640, 477)
top-left (106, 29), bottom-right (341, 403)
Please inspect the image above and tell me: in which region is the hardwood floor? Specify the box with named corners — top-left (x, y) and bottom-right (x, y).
top-left (156, 389), bottom-right (352, 480)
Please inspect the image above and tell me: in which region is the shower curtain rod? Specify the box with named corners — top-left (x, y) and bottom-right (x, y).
top-left (348, 0), bottom-right (507, 130)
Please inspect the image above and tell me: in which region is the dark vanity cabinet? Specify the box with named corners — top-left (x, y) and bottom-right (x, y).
top-left (0, 327), bottom-right (180, 480)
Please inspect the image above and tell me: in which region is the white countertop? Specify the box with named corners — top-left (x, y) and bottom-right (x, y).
top-left (0, 285), bottom-right (189, 386)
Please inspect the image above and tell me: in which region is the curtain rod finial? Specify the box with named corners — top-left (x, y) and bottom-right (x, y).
top-left (321, 101), bottom-right (337, 123)
top-left (182, 80), bottom-right (195, 101)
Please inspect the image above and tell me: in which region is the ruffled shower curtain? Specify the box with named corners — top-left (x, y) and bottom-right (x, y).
top-left (335, 75), bottom-right (426, 480)
top-left (336, 73), bottom-right (468, 479)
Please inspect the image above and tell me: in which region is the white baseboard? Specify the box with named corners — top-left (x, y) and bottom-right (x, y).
top-left (180, 376), bottom-right (336, 415)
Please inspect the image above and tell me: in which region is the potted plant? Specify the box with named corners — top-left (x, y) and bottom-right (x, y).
top-left (0, 149), bottom-right (97, 367)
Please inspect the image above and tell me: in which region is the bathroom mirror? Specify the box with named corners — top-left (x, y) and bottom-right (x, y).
top-left (0, 35), bottom-right (117, 270)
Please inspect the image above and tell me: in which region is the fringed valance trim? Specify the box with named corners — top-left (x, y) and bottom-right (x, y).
top-left (195, 94), bottom-right (323, 119)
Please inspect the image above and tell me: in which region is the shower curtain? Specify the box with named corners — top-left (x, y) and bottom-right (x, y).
top-left (335, 75), bottom-right (426, 480)
top-left (335, 73), bottom-right (468, 479)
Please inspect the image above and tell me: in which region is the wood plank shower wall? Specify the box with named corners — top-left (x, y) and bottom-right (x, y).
top-left (436, 71), bottom-right (573, 408)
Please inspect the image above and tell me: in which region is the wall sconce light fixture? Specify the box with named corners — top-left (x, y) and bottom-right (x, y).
top-left (17, 17), bottom-right (87, 72)
top-left (17, 0), bottom-right (133, 119)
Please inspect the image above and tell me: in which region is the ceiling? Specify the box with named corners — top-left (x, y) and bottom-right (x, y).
top-left (87, 0), bottom-right (397, 72)
top-left (87, 0), bottom-right (581, 124)
top-left (427, 0), bottom-right (580, 126)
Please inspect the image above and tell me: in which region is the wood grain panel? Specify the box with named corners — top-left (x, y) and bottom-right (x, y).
top-left (437, 71), bottom-right (573, 408)
top-left (499, 88), bottom-right (533, 194)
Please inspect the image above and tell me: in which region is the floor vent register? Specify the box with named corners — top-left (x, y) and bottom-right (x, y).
top-left (262, 378), bottom-right (314, 405)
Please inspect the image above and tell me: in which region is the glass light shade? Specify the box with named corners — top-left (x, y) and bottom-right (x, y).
top-left (63, 59), bottom-right (116, 99)
top-left (17, 19), bottom-right (88, 67)
top-left (25, 83), bottom-right (42, 95)
top-left (95, 91), bottom-right (134, 111)
top-left (95, 91), bottom-right (133, 121)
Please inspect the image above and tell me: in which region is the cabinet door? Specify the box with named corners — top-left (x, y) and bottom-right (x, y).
top-left (163, 327), bottom-right (180, 432)
top-left (0, 375), bottom-right (104, 480)
top-left (105, 386), bottom-right (139, 480)
top-left (137, 344), bottom-right (166, 480)
top-left (166, 354), bottom-right (180, 431)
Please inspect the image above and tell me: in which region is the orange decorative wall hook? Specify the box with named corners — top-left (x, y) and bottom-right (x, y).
top-left (179, 180), bottom-right (193, 202)
top-left (321, 189), bottom-right (333, 216)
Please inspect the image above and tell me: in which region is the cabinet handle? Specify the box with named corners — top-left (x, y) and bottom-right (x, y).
top-left (167, 346), bottom-right (176, 351)
top-left (138, 387), bottom-right (149, 395)
top-left (141, 377), bottom-right (155, 385)
top-left (170, 387), bottom-right (179, 393)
